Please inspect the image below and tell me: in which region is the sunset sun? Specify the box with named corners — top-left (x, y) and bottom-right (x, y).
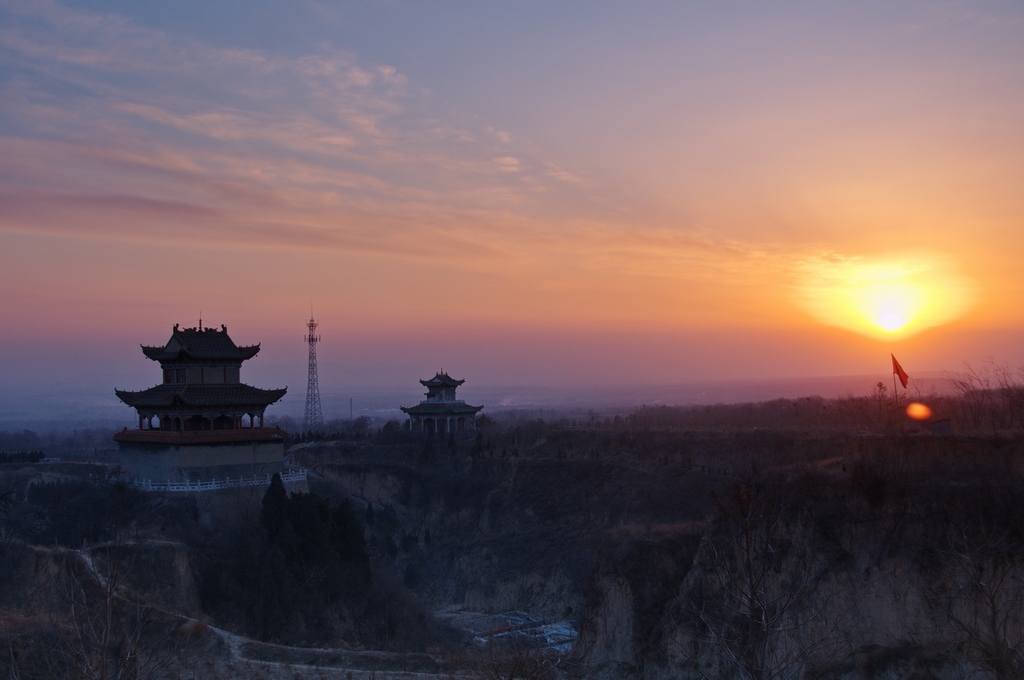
top-left (795, 254), bottom-right (974, 339)
top-left (876, 310), bottom-right (907, 332)
top-left (859, 277), bottom-right (922, 334)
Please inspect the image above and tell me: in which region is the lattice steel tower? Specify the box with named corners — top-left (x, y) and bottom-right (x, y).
top-left (303, 315), bottom-right (324, 434)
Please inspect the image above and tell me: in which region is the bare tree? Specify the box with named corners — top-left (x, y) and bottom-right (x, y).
top-left (990, 362), bottom-right (1024, 432)
top-left (38, 540), bottom-right (190, 680)
top-left (924, 494), bottom-right (1024, 679)
top-left (675, 477), bottom-right (840, 680)
top-left (948, 364), bottom-right (996, 433)
top-left (0, 480), bottom-right (18, 560)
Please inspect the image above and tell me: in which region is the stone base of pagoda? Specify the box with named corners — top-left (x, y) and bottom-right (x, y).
top-left (115, 427), bottom-right (287, 485)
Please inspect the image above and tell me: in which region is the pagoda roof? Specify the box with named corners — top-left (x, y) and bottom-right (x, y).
top-left (141, 324), bottom-right (260, 362)
top-left (420, 372), bottom-right (465, 388)
top-left (115, 383), bottom-right (287, 409)
top-left (400, 402), bottom-right (483, 416)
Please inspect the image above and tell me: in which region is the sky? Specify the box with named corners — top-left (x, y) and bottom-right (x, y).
top-left (2, 0), bottom-right (1024, 414)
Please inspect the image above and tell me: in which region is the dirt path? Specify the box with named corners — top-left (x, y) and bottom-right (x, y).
top-left (71, 543), bottom-right (459, 679)
top-left (204, 625), bottom-right (452, 678)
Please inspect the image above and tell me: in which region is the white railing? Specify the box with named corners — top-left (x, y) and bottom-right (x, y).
top-left (132, 467), bottom-right (307, 493)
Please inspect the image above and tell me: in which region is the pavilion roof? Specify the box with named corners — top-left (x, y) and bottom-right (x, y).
top-left (115, 383), bottom-right (287, 409)
top-left (141, 324), bottom-right (260, 362)
top-left (400, 401), bottom-right (483, 416)
top-left (419, 372), bottom-right (465, 388)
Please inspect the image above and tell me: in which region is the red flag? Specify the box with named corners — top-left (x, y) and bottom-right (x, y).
top-left (891, 354), bottom-right (909, 389)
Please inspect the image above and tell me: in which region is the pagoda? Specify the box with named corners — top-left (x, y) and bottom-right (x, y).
top-left (114, 323), bottom-right (288, 484)
top-left (401, 371), bottom-right (483, 434)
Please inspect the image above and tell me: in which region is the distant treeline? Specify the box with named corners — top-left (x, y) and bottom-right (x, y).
top-left (624, 366), bottom-right (1024, 435)
top-left (626, 395), bottom-right (891, 432)
top-left (0, 450), bottom-right (44, 464)
top-left (0, 430), bottom-right (42, 452)
top-left (264, 415), bottom-right (383, 443)
top-left (0, 428), bottom-right (120, 459)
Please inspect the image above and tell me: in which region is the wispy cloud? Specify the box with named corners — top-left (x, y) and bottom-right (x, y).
top-left (0, 0), bottom-right (603, 260)
top-left (0, 0), bottom-right (829, 303)
top-left (493, 156), bottom-right (522, 172)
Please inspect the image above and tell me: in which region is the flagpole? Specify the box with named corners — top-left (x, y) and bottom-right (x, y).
top-left (890, 354), bottom-right (908, 410)
top-left (892, 370), bottom-right (898, 409)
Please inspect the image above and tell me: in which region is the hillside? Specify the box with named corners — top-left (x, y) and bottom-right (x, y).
top-left (3, 398), bottom-right (1024, 678)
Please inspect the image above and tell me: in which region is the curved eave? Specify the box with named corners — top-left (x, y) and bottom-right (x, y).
top-left (400, 403), bottom-right (484, 416)
top-left (115, 385), bottom-right (287, 409)
top-left (140, 342), bottom-right (261, 362)
top-left (141, 345), bottom-right (174, 361)
top-left (235, 345), bottom-right (261, 360)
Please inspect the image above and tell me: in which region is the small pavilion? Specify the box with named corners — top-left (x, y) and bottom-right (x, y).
top-left (401, 372), bottom-right (483, 434)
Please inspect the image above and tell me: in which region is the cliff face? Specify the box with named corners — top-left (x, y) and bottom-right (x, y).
top-left (575, 438), bottom-right (1024, 680)
top-left (93, 540), bottom-right (202, 616)
top-left (297, 432), bottom-right (1024, 679)
top-left (585, 576), bottom-right (636, 668)
top-left (306, 437), bottom-right (723, 623)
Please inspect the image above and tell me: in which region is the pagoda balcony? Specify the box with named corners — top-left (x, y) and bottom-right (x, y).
top-left (114, 427), bottom-right (288, 445)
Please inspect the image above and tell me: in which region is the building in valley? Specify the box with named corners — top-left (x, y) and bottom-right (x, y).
top-left (401, 371), bottom-right (483, 434)
top-left (114, 323), bottom-right (288, 485)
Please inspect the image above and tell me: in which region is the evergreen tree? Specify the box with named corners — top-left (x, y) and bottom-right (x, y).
top-left (200, 477), bottom-right (376, 643)
top-left (260, 473), bottom-right (289, 540)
